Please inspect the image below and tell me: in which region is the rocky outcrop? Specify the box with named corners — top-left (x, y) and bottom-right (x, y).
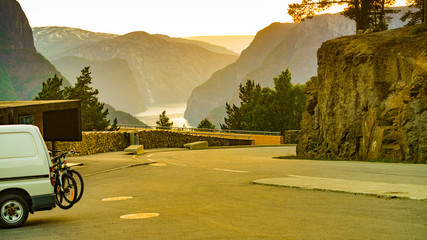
top-left (297, 25), bottom-right (427, 163)
top-left (0, 0), bottom-right (65, 101)
top-left (0, 0), bottom-right (35, 51)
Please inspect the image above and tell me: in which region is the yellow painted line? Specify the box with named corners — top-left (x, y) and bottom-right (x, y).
top-left (120, 213), bottom-right (159, 219)
top-left (102, 196), bottom-right (133, 201)
top-left (212, 168), bottom-right (248, 173)
top-left (149, 163), bottom-right (167, 166)
top-left (168, 162), bottom-right (187, 167)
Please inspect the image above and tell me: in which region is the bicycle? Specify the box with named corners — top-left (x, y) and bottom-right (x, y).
top-left (51, 151), bottom-right (84, 208)
top-left (51, 161), bottom-right (77, 209)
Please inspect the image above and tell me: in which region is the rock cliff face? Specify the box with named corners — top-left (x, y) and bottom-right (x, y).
top-left (297, 25), bottom-right (427, 163)
top-left (0, 0), bottom-right (65, 101)
top-left (0, 0), bottom-right (35, 51)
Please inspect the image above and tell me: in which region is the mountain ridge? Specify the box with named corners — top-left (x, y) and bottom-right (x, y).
top-left (184, 7), bottom-right (410, 126)
top-left (41, 29), bottom-right (239, 104)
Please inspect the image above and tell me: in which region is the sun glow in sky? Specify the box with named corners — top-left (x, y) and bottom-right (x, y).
top-left (17, 0), bottom-right (408, 37)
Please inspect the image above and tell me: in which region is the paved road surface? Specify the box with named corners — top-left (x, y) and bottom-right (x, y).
top-left (1, 146), bottom-right (426, 239)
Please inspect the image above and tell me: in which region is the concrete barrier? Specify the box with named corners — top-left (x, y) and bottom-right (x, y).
top-left (183, 141), bottom-right (208, 150)
top-left (124, 145), bottom-right (144, 155)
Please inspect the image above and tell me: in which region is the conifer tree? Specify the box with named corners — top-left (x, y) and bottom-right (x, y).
top-left (156, 110), bottom-right (173, 128)
top-left (64, 66), bottom-right (110, 131)
top-left (197, 118), bottom-right (217, 130)
top-left (33, 74), bottom-right (65, 100)
top-left (221, 69), bottom-right (307, 134)
top-left (109, 117), bottom-right (120, 131)
top-left (220, 80), bottom-right (260, 130)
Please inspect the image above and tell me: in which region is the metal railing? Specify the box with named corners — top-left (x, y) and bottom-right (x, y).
top-left (117, 124), bottom-right (282, 136)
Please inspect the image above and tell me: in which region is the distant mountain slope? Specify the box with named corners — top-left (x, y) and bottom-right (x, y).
top-left (184, 23), bottom-right (296, 125)
top-left (57, 31), bottom-right (238, 104)
top-left (52, 56), bottom-right (146, 114)
top-left (0, 0), bottom-right (66, 101)
top-left (154, 34), bottom-right (238, 56)
top-left (184, 8), bottom-right (409, 126)
top-left (33, 27), bottom-right (117, 60)
top-left (105, 104), bottom-right (148, 126)
top-left (185, 35), bottom-right (255, 54)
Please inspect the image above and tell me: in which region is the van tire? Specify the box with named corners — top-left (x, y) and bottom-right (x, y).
top-left (0, 193), bottom-right (29, 228)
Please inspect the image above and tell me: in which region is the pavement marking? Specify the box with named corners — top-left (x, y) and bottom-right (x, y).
top-left (168, 162), bottom-right (187, 167)
top-left (147, 154), bottom-right (153, 158)
top-left (120, 213), bottom-right (159, 219)
top-left (67, 162), bottom-right (83, 167)
top-left (212, 168), bottom-right (248, 173)
top-left (102, 196), bottom-right (133, 201)
top-left (253, 175), bottom-right (427, 200)
top-left (147, 158), bottom-right (156, 162)
top-left (149, 163), bottom-right (167, 166)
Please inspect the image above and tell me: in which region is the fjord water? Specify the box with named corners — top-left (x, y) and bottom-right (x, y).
top-left (135, 102), bottom-right (191, 128)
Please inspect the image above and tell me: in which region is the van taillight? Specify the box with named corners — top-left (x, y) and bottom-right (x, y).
top-left (50, 167), bottom-right (54, 186)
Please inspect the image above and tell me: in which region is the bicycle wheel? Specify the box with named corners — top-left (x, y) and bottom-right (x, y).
top-left (54, 174), bottom-right (77, 209)
top-left (69, 169), bottom-right (84, 203)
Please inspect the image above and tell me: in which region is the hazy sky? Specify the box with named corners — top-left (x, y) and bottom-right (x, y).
top-left (17, 0), bottom-right (407, 37)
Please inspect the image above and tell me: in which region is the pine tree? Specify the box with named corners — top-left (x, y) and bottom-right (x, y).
top-left (197, 118), bottom-right (217, 130)
top-left (64, 66), bottom-right (110, 131)
top-left (220, 103), bottom-right (244, 130)
top-left (221, 69), bottom-right (307, 134)
top-left (33, 74), bottom-right (65, 100)
top-left (156, 110), bottom-right (173, 128)
top-left (220, 80), bottom-right (260, 130)
top-left (109, 117), bottom-right (120, 131)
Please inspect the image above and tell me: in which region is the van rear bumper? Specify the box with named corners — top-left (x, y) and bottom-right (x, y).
top-left (31, 193), bottom-right (56, 212)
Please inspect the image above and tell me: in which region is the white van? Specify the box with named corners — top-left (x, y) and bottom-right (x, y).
top-left (0, 125), bottom-right (55, 228)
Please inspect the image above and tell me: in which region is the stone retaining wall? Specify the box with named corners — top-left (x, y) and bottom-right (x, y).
top-left (137, 130), bottom-right (238, 149)
top-left (48, 130), bottom-right (252, 156)
top-left (46, 131), bottom-right (129, 156)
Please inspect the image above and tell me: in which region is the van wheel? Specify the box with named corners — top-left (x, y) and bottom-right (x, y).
top-left (0, 194), bottom-right (29, 228)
